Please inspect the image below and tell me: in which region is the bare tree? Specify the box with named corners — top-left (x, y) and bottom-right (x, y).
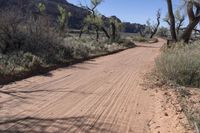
top-left (164, 10), bottom-right (185, 36)
top-left (140, 9), bottom-right (161, 38)
top-left (180, 0), bottom-right (200, 43)
top-left (166, 0), bottom-right (200, 43)
top-left (150, 9), bottom-right (161, 38)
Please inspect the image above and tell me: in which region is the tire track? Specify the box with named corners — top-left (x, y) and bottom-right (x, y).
top-left (1, 39), bottom-right (188, 133)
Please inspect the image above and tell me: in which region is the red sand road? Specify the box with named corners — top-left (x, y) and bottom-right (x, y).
top-left (0, 39), bottom-right (192, 133)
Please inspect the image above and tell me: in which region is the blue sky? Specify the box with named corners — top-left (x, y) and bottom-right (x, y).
top-left (68, 0), bottom-right (183, 26)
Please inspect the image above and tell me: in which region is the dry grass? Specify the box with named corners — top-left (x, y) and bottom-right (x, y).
top-left (155, 41), bottom-right (200, 132)
top-left (155, 41), bottom-right (200, 88)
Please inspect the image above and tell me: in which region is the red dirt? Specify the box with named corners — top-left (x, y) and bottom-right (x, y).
top-left (0, 39), bottom-right (193, 133)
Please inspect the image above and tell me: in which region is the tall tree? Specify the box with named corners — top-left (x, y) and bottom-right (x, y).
top-left (163, 10), bottom-right (185, 36)
top-left (166, 0), bottom-right (177, 41)
top-left (166, 0), bottom-right (200, 43)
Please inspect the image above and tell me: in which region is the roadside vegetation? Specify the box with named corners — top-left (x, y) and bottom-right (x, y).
top-left (154, 0), bottom-right (200, 131)
top-left (0, 0), bottom-right (136, 84)
top-left (155, 42), bottom-right (200, 131)
top-left (156, 42), bottom-right (200, 88)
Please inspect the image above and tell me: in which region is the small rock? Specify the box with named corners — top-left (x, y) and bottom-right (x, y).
top-left (164, 112), bottom-right (169, 116)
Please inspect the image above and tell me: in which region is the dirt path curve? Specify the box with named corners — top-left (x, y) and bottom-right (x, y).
top-left (0, 39), bottom-right (191, 133)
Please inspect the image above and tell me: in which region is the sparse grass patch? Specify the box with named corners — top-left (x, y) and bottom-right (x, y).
top-left (177, 88), bottom-right (200, 132)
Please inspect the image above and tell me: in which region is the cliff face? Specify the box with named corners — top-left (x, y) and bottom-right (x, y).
top-left (0, 0), bottom-right (145, 33)
top-left (123, 22), bottom-right (146, 33)
top-left (0, 0), bottom-right (89, 29)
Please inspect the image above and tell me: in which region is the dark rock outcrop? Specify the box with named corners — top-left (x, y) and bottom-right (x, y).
top-left (0, 0), bottom-right (145, 32)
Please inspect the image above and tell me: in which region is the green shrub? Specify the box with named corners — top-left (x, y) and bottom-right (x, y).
top-left (72, 43), bottom-right (90, 58)
top-left (0, 9), bottom-right (75, 65)
top-left (22, 53), bottom-right (42, 69)
top-left (131, 36), bottom-right (148, 42)
top-left (155, 41), bottom-right (200, 88)
top-left (118, 39), bottom-right (136, 48)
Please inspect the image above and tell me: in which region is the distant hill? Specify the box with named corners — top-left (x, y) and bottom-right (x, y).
top-left (123, 22), bottom-right (145, 33)
top-left (0, 0), bottom-right (145, 33)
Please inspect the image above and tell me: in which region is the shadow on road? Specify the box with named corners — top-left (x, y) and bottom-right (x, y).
top-left (0, 116), bottom-right (116, 133)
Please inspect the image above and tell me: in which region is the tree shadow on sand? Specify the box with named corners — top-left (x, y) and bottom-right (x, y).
top-left (0, 116), bottom-right (117, 133)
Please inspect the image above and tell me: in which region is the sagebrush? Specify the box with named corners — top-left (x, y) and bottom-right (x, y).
top-left (156, 41), bottom-right (200, 88)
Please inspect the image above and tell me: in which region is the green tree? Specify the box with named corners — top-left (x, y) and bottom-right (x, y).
top-left (83, 13), bottom-right (103, 41)
top-left (57, 5), bottom-right (71, 36)
top-left (79, 0), bottom-right (110, 41)
top-left (109, 18), bottom-right (123, 41)
top-left (37, 3), bottom-right (46, 15)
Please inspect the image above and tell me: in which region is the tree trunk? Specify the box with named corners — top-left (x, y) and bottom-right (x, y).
top-left (111, 22), bottom-right (116, 41)
top-left (180, 18), bottom-right (200, 43)
top-left (79, 28), bottom-right (83, 38)
top-left (101, 27), bottom-right (110, 39)
top-left (150, 28), bottom-right (158, 38)
top-left (95, 26), bottom-right (99, 41)
top-left (166, 0), bottom-right (177, 41)
top-left (150, 9), bottom-right (161, 38)
top-left (180, 1), bottom-right (200, 43)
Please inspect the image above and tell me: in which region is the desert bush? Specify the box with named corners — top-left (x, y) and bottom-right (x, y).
top-left (155, 41), bottom-right (200, 88)
top-left (0, 9), bottom-right (74, 63)
top-left (72, 43), bottom-right (90, 58)
top-left (0, 51), bottom-right (42, 74)
top-left (118, 39), bottom-right (136, 48)
top-left (0, 8), bottom-right (76, 78)
top-left (0, 9), bottom-right (23, 53)
top-left (131, 36), bottom-right (148, 42)
top-left (64, 35), bottom-right (110, 57)
top-left (22, 52), bottom-right (43, 69)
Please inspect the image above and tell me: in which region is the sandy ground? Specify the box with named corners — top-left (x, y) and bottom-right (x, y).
top-left (0, 39), bottom-right (193, 133)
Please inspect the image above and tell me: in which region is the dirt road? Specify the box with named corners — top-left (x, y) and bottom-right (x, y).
top-left (0, 40), bottom-right (192, 133)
